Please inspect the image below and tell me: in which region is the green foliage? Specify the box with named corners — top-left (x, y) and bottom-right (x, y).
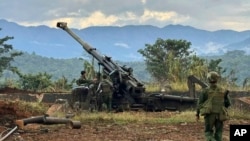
top-left (138, 38), bottom-right (239, 90)
top-left (3, 46), bottom-right (250, 90)
top-left (188, 55), bottom-right (208, 81)
top-left (0, 29), bottom-right (22, 77)
top-left (12, 68), bottom-right (53, 92)
top-left (83, 60), bottom-right (96, 79)
top-left (138, 38), bottom-right (193, 83)
top-left (206, 50), bottom-right (250, 87)
top-left (242, 78), bottom-right (250, 90)
top-left (207, 58), bottom-right (225, 73)
top-left (11, 52), bottom-right (84, 81)
top-left (52, 76), bottom-right (73, 92)
top-left (138, 38), bottom-right (214, 86)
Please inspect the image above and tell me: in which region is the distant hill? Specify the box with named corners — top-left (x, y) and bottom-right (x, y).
top-left (7, 52), bottom-right (151, 83)
top-left (1, 19), bottom-right (250, 61)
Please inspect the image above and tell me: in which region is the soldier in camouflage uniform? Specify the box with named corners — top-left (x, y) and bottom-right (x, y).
top-left (96, 74), bottom-right (113, 112)
top-left (76, 70), bottom-right (89, 86)
top-left (196, 71), bottom-right (231, 141)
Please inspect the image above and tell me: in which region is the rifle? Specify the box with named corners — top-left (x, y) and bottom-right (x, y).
top-left (224, 90), bottom-right (231, 108)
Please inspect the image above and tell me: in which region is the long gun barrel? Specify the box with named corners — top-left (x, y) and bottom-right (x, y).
top-left (56, 22), bottom-right (142, 84)
top-left (56, 22), bottom-right (114, 73)
top-left (56, 22), bottom-right (145, 105)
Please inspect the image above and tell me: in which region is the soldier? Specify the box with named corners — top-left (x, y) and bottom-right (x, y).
top-left (88, 74), bottom-right (101, 112)
top-left (77, 70), bottom-right (98, 86)
top-left (76, 70), bottom-right (88, 86)
top-left (196, 71), bottom-right (231, 141)
top-left (96, 74), bottom-right (113, 112)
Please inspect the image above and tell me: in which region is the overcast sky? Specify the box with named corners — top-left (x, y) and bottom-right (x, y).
top-left (1, 0), bottom-right (250, 31)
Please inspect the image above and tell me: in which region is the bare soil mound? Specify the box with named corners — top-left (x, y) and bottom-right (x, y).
top-left (0, 100), bottom-right (33, 126)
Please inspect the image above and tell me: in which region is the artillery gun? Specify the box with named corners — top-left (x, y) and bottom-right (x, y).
top-left (56, 22), bottom-right (204, 111)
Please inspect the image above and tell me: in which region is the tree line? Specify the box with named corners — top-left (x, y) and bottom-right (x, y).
top-left (1, 28), bottom-right (250, 92)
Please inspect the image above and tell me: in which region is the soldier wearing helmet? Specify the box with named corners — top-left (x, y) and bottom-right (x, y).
top-left (96, 74), bottom-right (113, 112)
top-left (196, 71), bottom-right (231, 141)
top-left (207, 71), bottom-right (220, 83)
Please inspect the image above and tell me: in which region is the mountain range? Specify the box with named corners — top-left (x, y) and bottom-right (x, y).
top-left (1, 19), bottom-right (250, 61)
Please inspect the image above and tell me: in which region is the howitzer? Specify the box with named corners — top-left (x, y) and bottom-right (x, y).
top-left (56, 22), bottom-right (198, 111)
top-left (57, 22), bottom-right (146, 110)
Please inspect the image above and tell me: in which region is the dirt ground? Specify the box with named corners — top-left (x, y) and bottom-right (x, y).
top-left (1, 101), bottom-right (249, 141)
top-left (1, 87), bottom-right (250, 141)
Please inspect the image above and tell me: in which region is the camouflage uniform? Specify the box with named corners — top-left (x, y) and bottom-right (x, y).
top-left (96, 75), bottom-right (113, 112)
top-left (75, 70), bottom-right (97, 111)
top-left (76, 70), bottom-right (89, 86)
top-left (196, 71), bottom-right (231, 141)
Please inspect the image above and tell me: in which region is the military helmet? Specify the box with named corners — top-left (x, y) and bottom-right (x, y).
top-left (207, 71), bottom-right (220, 83)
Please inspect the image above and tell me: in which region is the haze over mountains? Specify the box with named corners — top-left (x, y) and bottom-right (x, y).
top-left (1, 19), bottom-right (250, 61)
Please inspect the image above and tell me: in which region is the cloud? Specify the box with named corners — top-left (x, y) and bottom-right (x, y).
top-left (114, 42), bottom-right (130, 49)
top-left (124, 53), bottom-right (143, 61)
top-left (140, 9), bottom-right (189, 24)
top-left (78, 11), bottom-right (118, 28)
top-left (242, 46), bottom-right (250, 54)
top-left (30, 41), bottom-right (64, 47)
top-left (194, 42), bottom-right (227, 55)
top-left (1, 0), bottom-right (250, 31)
top-left (141, 0), bottom-right (147, 5)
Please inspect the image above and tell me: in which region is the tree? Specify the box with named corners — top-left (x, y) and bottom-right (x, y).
top-left (52, 75), bottom-right (73, 92)
top-left (12, 67), bottom-right (53, 92)
top-left (188, 55), bottom-right (208, 81)
top-left (83, 60), bottom-right (96, 79)
top-left (0, 28), bottom-right (22, 77)
top-left (207, 59), bottom-right (226, 74)
top-left (138, 38), bottom-right (193, 83)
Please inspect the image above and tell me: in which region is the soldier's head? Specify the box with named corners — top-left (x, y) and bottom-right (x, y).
top-left (81, 70), bottom-right (86, 75)
top-left (207, 71), bottom-right (220, 83)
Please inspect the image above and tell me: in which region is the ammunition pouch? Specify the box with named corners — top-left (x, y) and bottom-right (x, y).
top-left (200, 98), bottom-right (213, 116)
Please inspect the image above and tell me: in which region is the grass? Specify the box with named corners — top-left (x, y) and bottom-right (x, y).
top-left (47, 107), bottom-right (250, 126)
top-left (17, 101), bottom-right (48, 115)
top-left (145, 82), bottom-right (201, 92)
top-left (52, 110), bottom-right (199, 125)
top-left (6, 100), bottom-right (250, 127)
top-left (8, 89), bottom-right (250, 125)
top-left (145, 81), bottom-right (249, 93)
top-left (228, 107), bottom-right (250, 120)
